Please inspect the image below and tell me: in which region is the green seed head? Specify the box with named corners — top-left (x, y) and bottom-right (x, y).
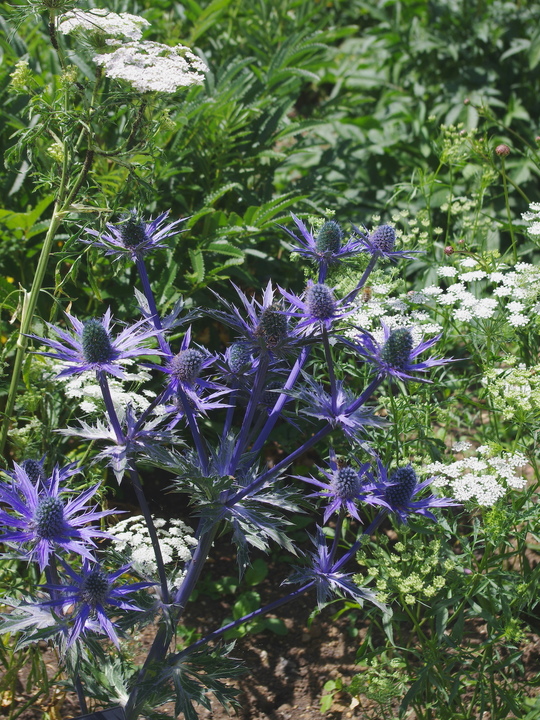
top-left (315, 221), bottom-right (343, 254)
top-left (34, 496), bottom-right (64, 539)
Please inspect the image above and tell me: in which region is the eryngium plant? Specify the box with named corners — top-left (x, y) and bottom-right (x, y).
top-left (0, 209), bottom-right (457, 719)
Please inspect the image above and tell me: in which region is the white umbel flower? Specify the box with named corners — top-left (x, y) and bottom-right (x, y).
top-left (94, 41), bottom-right (209, 93)
top-left (58, 9), bottom-right (150, 42)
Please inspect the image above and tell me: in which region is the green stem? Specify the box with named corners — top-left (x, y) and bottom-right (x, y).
top-left (500, 156), bottom-right (518, 263)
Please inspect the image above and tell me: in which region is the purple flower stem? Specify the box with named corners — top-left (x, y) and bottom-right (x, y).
top-left (348, 377), bottom-right (384, 412)
top-left (97, 370), bottom-right (125, 443)
top-left (225, 424), bottom-right (333, 509)
top-left (322, 327), bottom-right (338, 413)
top-left (135, 257), bottom-right (172, 360)
top-left (127, 461), bottom-right (170, 604)
top-left (318, 261), bottom-right (329, 284)
top-left (222, 382), bottom-right (239, 442)
top-left (328, 509), bottom-right (346, 564)
top-left (343, 253), bottom-right (379, 304)
top-left (333, 510), bottom-right (388, 573)
top-left (172, 580), bottom-right (315, 661)
top-left (248, 346), bottom-right (311, 459)
top-left (176, 385), bottom-right (209, 475)
top-left (228, 354), bottom-right (270, 473)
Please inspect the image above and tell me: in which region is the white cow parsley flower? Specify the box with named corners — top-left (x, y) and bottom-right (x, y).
top-left (58, 9), bottom-right (150, 43)
top-left (94, 41), bottom-right (209, 93)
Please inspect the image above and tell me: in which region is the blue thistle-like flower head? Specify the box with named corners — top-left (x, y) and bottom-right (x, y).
top-left (340, 321), bottom-right (451, 384)
top-left (354, 222), bottom-right (421, 262)
top-left (380, 328), bottom-right (414, 369)
top-left (228, 342), bottom-right (253, 374)
top-left (256, 305), bottom-right (289, 348)
top-left (34, 496), bottom-right (65, 540)
top-left (385, 465), bottom-right (417, 506)
top-left (315, 221), bottom-right (343, 254)
top-left (366, 459), bottom-right (460, 524)
top-left (305, 283), bottom-right (338, 322)
top-left (81, 210), bottom-right (185, 260)
top-left (80, 566), bottom-right (111, 607)
top-left (20, 459), bottom-right (46, 485)
top-left (31, 308), bottom-right (162, 379)
top-left (369, 225), bottom-right (396, 253)
top-left (279, 214), bottom-right (365, 282)
top-left (0, 463), bottom-right (116, 570)
top-left (331, 466), bottom-right (362, 500)
top-left (169, 348), bottom-right (205, 386)
top-left (43, 559), bottom-right (152, 648)
top-left (81, 319), bottom-right (115, 364)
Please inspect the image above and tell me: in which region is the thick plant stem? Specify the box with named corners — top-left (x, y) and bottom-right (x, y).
top-left (0, 209), bottom-right (64, 459)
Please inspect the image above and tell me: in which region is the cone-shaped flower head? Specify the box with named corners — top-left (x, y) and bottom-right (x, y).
top-left (369, 225), bottom-right (396, 253)
top-left (31, 308), bottom-right (162, 379)
top-left (169, 348), bottom-right (205, 386)
top-left (380, 328), bottom-right (414, 369)
top-left (331, 466), bottom-right (363, 500)
top-left (315, 221), bottom-right (343, 254)
top-left (228, 342), bottom-right (253, 374)
top-left (80, 566), bottom-right (111, 607)
top-left (81, 319), bottom-right (115, 364)
top-left (0, 463), bottom-right (116, 570)
top-left (340, 321), bottom-right (451, 383)
top-left (305, 283), bottom-right (338, 322)
top-left (385, 465), bottom-right (417, 506)
top-left (81, 210), bottom-right (185, 260)
top-left (20, 459), bottom-right (46, 485)
top-left (256, 305), bottom-right (289, 348)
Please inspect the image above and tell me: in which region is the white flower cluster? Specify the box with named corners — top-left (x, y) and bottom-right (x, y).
top-left (522, 201), bottom-right (540, 237)
top-left (63, 362), bottom-right (154, 419)
top-left (433, 259), bottom-right (540, 327)
top-left (345, 281), bottom-right (443, 345)
top-left (109, 515), bottom-right (197, 576)
top-left (425, 442), bottom-right (528, 506)
top-left (94, 41), bottom-right (209, 94)
top-left (483, 361), bottom-right (540, 420)
top-left (57, 9), bottom-right (150, 43)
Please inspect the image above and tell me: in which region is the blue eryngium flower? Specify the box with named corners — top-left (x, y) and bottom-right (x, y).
top-left (289, 375), bottom-right (383, 444)
top-left (287, 526), bottom-right (386, 611)
top-left (355, 223), bottom-right (421, 262)
top-left (279, 281), bottom-right (357, 334)
top-left (279, 214), bottom-right (365, 280)
top-left (0, 464), bottom-right (115, 570)
top-left (368, 461), bottom-right (459, 524)
top-left (341, 322), bottom-right (450, 383)
top-left (32, 308), bottom-right (162, 379)
top-left (81, 210), bottom-right (185, 261)
top-left (44, 559), bottom-right (151, 648)
top-left (297, 448), bottom-right (383, 523)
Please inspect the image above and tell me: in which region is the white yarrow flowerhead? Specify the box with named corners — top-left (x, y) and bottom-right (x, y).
top-left (94, 41), bottom-right (209, 94)
top-left (58, 9), bottom-right (150, 43)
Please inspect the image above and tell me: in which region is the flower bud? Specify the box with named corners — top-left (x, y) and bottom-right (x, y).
top-left (380, 328), bottom-right (413, 369)
top-left (444, 246), bottom-right (454, 256)
top-left (495, 144), bottom-right (510, 157)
